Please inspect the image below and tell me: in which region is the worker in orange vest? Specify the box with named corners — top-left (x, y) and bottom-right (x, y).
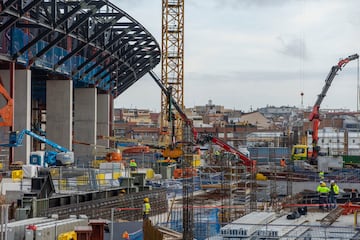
top-left (122, 231), bottom-right (130, 239)
top-left (280, 157), bottom-right (287, 168)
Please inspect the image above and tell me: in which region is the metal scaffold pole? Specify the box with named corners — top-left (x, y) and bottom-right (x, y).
top-left (182, 123), bottom-right (194, 239)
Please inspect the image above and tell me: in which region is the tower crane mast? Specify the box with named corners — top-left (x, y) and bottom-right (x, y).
top-left (161, 1), bottom-right (193, 238)
top-left (161, 0), bottom-right (185, 144)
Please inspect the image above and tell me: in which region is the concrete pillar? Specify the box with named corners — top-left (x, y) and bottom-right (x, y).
top-left (14, 70), bottom-right (32, 164)
top-left (46, 80), bottom-right (73, 150)
top-left (97, 93), bottom-right (110, 147)
top-left (74, 88), bottom-right (97, 165)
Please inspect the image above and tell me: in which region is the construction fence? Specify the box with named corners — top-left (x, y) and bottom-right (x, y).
top-left (147, 208), bottom-right (360, 240)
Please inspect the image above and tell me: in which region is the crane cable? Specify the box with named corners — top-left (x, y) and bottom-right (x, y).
top-left (357, 57), bottom-right (359, 111)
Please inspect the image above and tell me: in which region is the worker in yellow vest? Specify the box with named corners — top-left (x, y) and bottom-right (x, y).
top-left (328, 180), bottom-right (340, 209)
top-left (130, 159), bottom-right (137, 172)
top-left (317, 181), bottom-right (330, 210)
top-left (143, 197), bottom-right (151, 220)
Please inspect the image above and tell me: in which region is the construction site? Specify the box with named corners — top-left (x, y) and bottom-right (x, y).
top-left (1, 0), bottom-right (360, 239)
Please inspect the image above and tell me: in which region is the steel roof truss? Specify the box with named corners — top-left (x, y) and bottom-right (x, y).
top-left (112, 60), bottom-right (152, 95)
top-left (73, 26), bottom-right (138, 75)
top-left (93, 41), bottom-right (147, 81)
top-left (80, 31), bottom-right (143, 78)
top-left (94, 45), bottom-right (152, 86)
top-left (54, 12), bottom-right (123, 69)
top-left (0, 0), bottom-right (18, 12)
top-left (28, 3), bottom-right (101, 63)
top-left (0, 0), bottom-right (43, 32)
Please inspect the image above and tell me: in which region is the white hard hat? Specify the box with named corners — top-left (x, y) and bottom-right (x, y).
top-left (330, 180), bottom-right (335, 183)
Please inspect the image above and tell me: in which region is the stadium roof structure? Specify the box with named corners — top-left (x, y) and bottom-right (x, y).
top-left (0, 0), bottom-right (160, 98)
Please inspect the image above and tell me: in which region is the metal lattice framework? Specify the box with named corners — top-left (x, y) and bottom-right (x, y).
top-left (161, 0), bottom-right (184, 142)
top-left (0, 0), bottom-right (160, 99)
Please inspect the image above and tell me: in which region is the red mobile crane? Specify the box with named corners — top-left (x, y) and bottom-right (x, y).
top-left (149, 70), bottom-right (255, 170)
top-left (292, 53), bottom-right (359, 164)
top-left (198, 134), bottom-right (256, 170)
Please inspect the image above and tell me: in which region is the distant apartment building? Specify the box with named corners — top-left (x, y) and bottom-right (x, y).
top-left (112, 104), bottom-right (360, 150)
top-left (113, 108), bottom-right (159, 141)
top-left (194, 99), bottom-right (225, 115)
top-left (239, 111), bottom-right (273, 130)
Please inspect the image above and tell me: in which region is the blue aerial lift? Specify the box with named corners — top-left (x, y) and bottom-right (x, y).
top-left (1, 129), bottom-right (74, 166)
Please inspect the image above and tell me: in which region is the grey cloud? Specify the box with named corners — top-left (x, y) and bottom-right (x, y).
top-left (276, 36), bottom-right (308, 60)
top-left (188, 70), bottom-right (303, 83)
top-left (211, 0), bottom-right (290, 9)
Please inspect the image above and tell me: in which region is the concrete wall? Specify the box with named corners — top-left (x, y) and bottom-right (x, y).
top-left (46, 80), bottom-right (73, 151)
top-left (0, 70), bottom-right (31, 163)
top-left (73, 88), bottom-right (97, 165)
top-left (97, 93), bottom-right (110, 147)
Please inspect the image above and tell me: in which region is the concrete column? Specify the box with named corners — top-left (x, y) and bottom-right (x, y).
top-left (46, 80), bottom-right (73, 150)
top-left (74, 88), bottom-right (97, 165)
top-left (97, 93), bottom-right (110, 147)
top-left (0, 70), bottom-right (32, 164)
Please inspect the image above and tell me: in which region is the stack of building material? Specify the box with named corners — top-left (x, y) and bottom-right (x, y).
top-left (220, 212), bottom-right (276, 238)
top-left (4, 217), bottom-right (55, 240)
top-left (257, 214), bottom-right (307, 238)
top-left (24, 217), bottom-right (88, 240)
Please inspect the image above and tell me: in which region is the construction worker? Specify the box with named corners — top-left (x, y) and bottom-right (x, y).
top-left (328, 180), bottom-right (340, 209)
top-left (214, 150), bottom-right (220, 160)
top-left (143, 197), bottom-right (151, 220)
top-left (119, 189), bottom-right (126, 197)
top-left (280, 157), bottom-right (287, 169)
top-left (129, 159), bottom-right (137, 172)
top-left (317, 181), bottom-right (330, 210)
top-left (122, 231), bottom-right (130, 240)
top-left (319, 171), bottom-right (325, 181)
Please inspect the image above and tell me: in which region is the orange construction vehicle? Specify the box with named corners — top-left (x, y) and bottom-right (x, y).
top-left (0, 76), bottom-right (13, 127)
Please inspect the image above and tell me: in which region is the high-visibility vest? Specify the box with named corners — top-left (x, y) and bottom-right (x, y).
top-left (331, 184), bottom-right (340, 195)
top-left (318, 186), bottom-right (330, 194)
top-left (143, 203), bottom-right (151, 214)
top-left (280, 159), bottom-right (286, 167)
top-left (130, 161), bottom-right (137, 167)
top-left (122, 231), bottom-right (129, 239)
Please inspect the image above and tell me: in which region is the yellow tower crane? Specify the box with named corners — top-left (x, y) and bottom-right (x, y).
top-left (161, 0), bottom-right (185, 145)
top-left (161, 1), bottom-right (193, 239)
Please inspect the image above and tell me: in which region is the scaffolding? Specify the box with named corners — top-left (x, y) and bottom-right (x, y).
top-left (199, 151), bottom-right (254, 224)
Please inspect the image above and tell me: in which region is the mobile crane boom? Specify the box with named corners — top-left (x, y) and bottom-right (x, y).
top-left (1, 129), bottom-right (74, 166)
top-left (150, 70), bottom-right (255, 169)
top-left (198, 134), bottom-right (255, 168)
top-left (149, 70), bottom-right (198, 143)
top-left (308, 53), bottom-right (358, 162)
top-left (8, 129), bottom-right (70, 152)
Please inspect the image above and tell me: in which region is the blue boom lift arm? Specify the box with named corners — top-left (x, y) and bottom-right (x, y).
top-left (6, 129), bottom-right (70, 152)
top-left (1, 129), bottom-right (73, 166)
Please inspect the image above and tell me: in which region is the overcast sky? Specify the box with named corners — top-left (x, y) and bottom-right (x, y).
top-left (113, 0), bottom-right (360, 112)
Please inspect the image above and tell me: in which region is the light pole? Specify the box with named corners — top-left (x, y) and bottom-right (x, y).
top-left (110, 208), bottom-right (114, 240)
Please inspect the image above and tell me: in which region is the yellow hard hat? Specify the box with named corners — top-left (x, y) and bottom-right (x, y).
top-left (144, 197), bottom-right (149, 203)
top-left (321, 182), bottom-right (326, 187)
